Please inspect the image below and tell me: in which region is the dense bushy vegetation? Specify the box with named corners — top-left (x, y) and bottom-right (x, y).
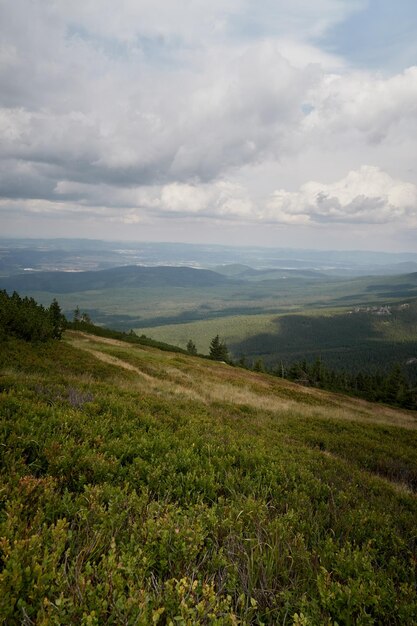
top-left (0, 290), bottom-right (66, 342)
top-left (1, 329), bottom-right (417, 624)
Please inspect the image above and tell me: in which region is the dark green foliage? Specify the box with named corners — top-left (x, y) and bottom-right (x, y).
top-left (209, 334), bottom-right (229, 361)
top-left (73, 306), bottom-right (91, 325)
top-left (73, 305), bottom-right (81, 322)
top-left (48, 298), bottom-right (66, 339)
top-left (232, 303), bottom-right (417, 381)
top-left (253, 357), bottom-right (266, 372)
top-left (276, 358), bottom-right (417, 410)
top-left (0, 290), bottom-right (66, 342)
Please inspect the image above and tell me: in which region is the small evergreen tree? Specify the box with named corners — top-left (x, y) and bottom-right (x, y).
top-left (49, 298), bottom-right (66, 339)
top-left (209, 335), bottom-right (229, 362)
top-left (186, 339), bottom-right (197, 355)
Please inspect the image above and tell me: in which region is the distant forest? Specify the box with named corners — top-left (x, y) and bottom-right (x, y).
top-left (273, 358), bottom-right (416, 411)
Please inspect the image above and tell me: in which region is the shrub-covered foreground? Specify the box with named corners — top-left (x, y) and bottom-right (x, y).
top-left (0, 333), bottom-right (416, 624)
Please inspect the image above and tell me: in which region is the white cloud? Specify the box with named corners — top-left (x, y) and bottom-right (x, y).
top-left (0, 0), bottom-right (416, 250)
top-left (49, 167), bottom-right (417, 229)
top-left (266, 166), bottom-right (417, 225)
top-left (0, 33), bottom-right (314, 188)
top-left (53, 179), bottom-right (254, 221)
top-left (303, 66), bottom-right (417, 143)
top-left (159, 180), bottom-right (254, 218)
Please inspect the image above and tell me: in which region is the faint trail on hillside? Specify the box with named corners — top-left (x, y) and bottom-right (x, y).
top-left (66, 331), bottom-right (417, 431)
top-left (69, 331), bottom-right (139, 349)
top-left (66, 332), bottom-right (205, 402)
top-left (87, 349), bottom-right (155, 381)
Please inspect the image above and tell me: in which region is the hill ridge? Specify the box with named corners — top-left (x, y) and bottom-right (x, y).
top-left (0, 264), bottom-right (234, 293)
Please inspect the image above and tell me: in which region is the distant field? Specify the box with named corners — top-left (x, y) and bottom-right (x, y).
top-left (141, 302), bottom-right (417, 378)
top-left (135, 313), bottom-right (282, 353)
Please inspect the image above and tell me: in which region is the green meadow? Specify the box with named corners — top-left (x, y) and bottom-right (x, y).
top-left (1, 329), bottom-right (416, 624)
top-left (135, 313), bottom-right (281, 354)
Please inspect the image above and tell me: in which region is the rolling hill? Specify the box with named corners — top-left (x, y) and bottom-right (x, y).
top-left (0, 265), bottom-right (233, 293)
top-left (1, 327), bottom-right (416, 623)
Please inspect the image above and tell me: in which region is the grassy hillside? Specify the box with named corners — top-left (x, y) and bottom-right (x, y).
top-left (1, 330), bottom-right (416, 624)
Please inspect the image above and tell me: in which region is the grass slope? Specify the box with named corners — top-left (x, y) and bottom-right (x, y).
top-left (0, 332), bottom-right (417, 624)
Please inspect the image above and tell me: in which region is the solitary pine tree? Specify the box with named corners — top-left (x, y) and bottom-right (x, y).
top-left (209, 335), bottom-right (229, 362)
top-left (186, 339), bottom-right (197, 355)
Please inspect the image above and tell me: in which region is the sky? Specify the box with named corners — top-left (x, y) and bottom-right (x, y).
top-left (1, 0), bottom-right (417, 251)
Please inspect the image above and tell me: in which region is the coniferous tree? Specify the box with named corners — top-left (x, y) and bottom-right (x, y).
top-left (209, 335), bottom-right (229, 362)
top-left (73, 306), bottom-right (81, 323)
top-left (238, 355), bottom-right (248, 368)
top-left (0, 290), bottom-right (65, 342)
top-left (49, 298), bottom-right (66, 339)
top-left (186, 339), bottom-right (197, 355)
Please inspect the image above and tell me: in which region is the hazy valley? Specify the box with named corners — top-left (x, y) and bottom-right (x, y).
top-left (2, 239), bottom-right (417, 383)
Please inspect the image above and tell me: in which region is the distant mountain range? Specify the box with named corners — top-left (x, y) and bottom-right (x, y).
top-left (0, 265), bottom-right (233, 293)
top-left (1, 238), bottom-right (417, 277)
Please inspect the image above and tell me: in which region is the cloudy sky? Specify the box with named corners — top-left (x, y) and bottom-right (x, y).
top-left (1, 0), bottom-right (417, 251)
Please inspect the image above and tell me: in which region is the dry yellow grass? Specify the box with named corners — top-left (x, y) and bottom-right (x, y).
top-left (66, 331), bottom-right (417, 431)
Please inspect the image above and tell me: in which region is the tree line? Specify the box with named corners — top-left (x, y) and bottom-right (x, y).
top-left (0, 290), bottom-right (66, 342)
top-left (274, 357), bottom-right (416, 410)
top-left (188, 335), bottom-right (416, 410)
